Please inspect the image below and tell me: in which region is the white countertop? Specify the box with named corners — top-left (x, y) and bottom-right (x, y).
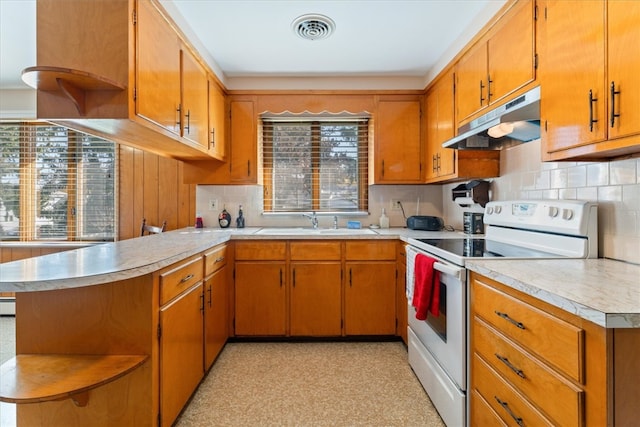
top-left (0, 227), bottom-right (459, 292)
top-left (466, 259), bottom-right (640, 329)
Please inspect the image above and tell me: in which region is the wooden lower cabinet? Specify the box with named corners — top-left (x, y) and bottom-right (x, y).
top-left (290, 262), bottom-right (342, 336)
top-left (234, 262), bottom-right (286, 336)
top-left (344, 261), bottom-right (396, 335)
top-left (396, 243), bottom-right (408, 344)
top-left (204, 266), bottom-right (228, 369)
top-left (469, 271), bottom-right (640, 427)
top-left (159, 282), bottom-right (204, 427)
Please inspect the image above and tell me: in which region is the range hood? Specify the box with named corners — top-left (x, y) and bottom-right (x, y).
top-left (443, 86), bottom-right (540, 150)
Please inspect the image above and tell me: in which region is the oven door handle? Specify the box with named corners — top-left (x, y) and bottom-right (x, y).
top-left (433, 262), bottom-right (463, 280)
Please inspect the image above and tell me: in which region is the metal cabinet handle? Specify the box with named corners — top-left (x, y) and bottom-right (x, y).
top-left (247, 160), bottom-right (251, 177)
top-left (279, 268), bottom-right (283, 287)
top-left (495, 353), bottom-right (525, 378)
top-left (210, 128), bottom-right (216, 147)
top-left (494, 310), bottom-right (525, 329)
top-left (180, 273), bottom-right (195, 283)
top-left (381, 160), bottom-right (385, 178)
top-left (207, 285), bottom-right (212, 307)
top-left (589, 90), bottom-right (598, 132)
top-left (176, 104), bottom-right (182, 129)
top-left (479, 80), bottom-right (486, 105)
top-left (494, 396), bottom-right (523, 426)
top-left (215, 256), bottom-right (225, 263)
top-left (200, 291), bottom-right (205, 314)
top-left (610, 81), bottom-right (620, 128)
top-left (185, 109), bottom-right (191, 134)
top-left (349, 269), bottom-right (353, 287)
top-left (292, 268), bottom-right (296, 287)
top-left (487, 75), bottom-right (493, 102)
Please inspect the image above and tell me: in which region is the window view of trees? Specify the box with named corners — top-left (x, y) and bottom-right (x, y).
top-left (263, 120), bottom-right (368, 212)
top-left (0, 123), bottom-right (116, 241)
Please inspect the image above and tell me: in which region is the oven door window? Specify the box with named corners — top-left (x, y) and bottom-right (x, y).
top-left (426, 280), bottom-right (447, 342)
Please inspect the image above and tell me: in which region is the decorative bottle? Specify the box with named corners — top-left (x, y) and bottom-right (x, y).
top-left (379, 208), bottom-right (390, 229)
top-left (218, 207), bottom-right (231, 228)
top-left (236, 205), bottom-right (245, 228)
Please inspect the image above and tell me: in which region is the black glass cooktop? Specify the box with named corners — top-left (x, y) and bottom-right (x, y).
top-left (415, 238), bottom-right (561, 259)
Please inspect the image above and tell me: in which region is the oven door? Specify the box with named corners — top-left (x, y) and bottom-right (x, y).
top-left (406, 246), bottom-right (466, 390)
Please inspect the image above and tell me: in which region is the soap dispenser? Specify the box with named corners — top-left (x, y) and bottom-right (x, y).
top-left (379, 208), bottom-right (390, 229)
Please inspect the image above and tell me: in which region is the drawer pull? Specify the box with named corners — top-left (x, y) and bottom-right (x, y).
top-left (495, 353), bottom-right (525, 379)
top-left (215, 256), bottom-right (225, 263)
top-left (180, 274), bottom-right (195, 283)
top-left (494, 396), bottom-right (523, 427)
top-left (495, 310), bottom-right (525, 330)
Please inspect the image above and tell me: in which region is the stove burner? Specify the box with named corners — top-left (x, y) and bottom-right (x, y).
top-left (416, 238), bottom-right (560, 259)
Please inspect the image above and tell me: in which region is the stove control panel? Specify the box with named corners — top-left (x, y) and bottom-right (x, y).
top-left (484, 200), bottom-right (597, 236)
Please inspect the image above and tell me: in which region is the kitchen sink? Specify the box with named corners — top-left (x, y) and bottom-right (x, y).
top-left (254, 228), bottom-right (377, 236)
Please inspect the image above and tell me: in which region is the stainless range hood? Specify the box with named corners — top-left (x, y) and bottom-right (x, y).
top-left (443, 86), bottom-right (540, 150)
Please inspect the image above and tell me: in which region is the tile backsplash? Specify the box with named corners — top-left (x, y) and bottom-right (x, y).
top-left (196, 138), bottom-right (639, 264)
top-left (443, 139), bottom-right (640, 264)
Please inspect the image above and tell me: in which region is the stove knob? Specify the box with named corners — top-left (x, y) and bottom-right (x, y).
top-left (548, 206), bottom-right (559, 217)
top-left (495, 206), bottom-right (502, 214)
top-left (562, 208), bottom-right (574, 220)
top-left (486, 207), bottom-right (494, 215)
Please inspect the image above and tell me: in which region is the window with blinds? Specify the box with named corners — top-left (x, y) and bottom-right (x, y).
top-left (262, 118), bottom-right (369, 213)
top-left (0, 123), bottom-right (116, 241)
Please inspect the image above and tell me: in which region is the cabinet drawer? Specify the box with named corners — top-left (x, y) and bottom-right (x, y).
top-left (290, 241), bottom-right (341, 260)
top-left (472, 277), bottom-right (584, 383)
top-left (159, 256), bottom-right (203, 305)
top-left (204, 244), bottom-right (227, 276)
top-left (473, 316), bottom-right (583, 426)
top-left (473, 353), bottom-right (554, 426)
top-left (345, 240), bottom-right (396, 260)
top-left (235, 241), bottom-right (286, 260)
top-left (470, 389), bottom-right (508, 427)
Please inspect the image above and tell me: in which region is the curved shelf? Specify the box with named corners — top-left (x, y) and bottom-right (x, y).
top-left (21, 66), bottom-right (126, 115)
top-left (0, 354), bottom-right (148, 406)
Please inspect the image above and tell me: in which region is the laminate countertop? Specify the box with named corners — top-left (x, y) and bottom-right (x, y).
top-left (466, 259), bottom-right (640, 329)
top-left (0, 226), bottom-right (462, 292)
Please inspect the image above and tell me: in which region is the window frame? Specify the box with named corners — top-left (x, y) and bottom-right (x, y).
top-left (262, 118), bottom-right (369, 214)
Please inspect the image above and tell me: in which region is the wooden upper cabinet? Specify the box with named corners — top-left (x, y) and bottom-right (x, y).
top-left (456, 0), bottom-right (536, 124)
top-left (374, 98), bottom-right (423, 183)
top-left (180, 48), bottom-right (209, 149)
top-left (540, 0), bottom-right (640, 160)
top-left (425, 71), bottom-right (456, 181)
top-left (136, 0), bottom-right (181, 136)
top-left (208, 80), bottom-right (227, 160)
top-left (229, 99), bottom-right (258, 183)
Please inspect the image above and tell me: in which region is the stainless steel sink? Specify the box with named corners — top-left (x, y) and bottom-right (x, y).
top-left (254, 228), bottom-right (377, 236)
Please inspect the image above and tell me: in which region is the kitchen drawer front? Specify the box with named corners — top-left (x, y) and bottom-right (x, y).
top-left (470, 389), bottom-right (508, 427)
top-left (473, 315), bottom-right (584, 426)
top-left (472, 277), bottom-right (584, 383)
top-left (290, 241), bottom-right (341, 261)
top-left (235, 241), bottom-right (286, 260)
top-left (345, 240), bottom-right (396, 260)
top-left (473, 353), bottom-right (555, 427)
top-left (159, 256), bottom-right (204, 305)
top-left (204, 244), bottom-right (227, 276)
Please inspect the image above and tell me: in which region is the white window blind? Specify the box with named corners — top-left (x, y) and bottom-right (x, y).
top-left (262, 118), bottom-right (369, 213)
top-left (0, 123), bottom-right (116, 241)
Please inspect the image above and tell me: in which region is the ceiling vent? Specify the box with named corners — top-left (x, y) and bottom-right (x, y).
top-left (292, 14), bottom-right (336, 41)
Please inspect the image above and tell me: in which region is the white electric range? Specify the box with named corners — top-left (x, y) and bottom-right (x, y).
top-left (405, 199), bottom-right (598, 427)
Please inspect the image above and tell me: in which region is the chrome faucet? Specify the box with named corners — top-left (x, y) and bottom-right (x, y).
top-left (333, 215), bottom-right (338, 229)
top-left (303, 211), bottom-right (319, 229)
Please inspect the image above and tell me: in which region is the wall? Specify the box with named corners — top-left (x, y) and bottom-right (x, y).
top-left (442, 139), bottom-right (640, 265)
top-left (195, 185), bottom-right (443, 230)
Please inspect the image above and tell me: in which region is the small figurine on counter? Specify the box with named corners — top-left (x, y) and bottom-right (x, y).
top-left (236, 205), bottom-right (245, 228)
top-left (218, 207), bottom-right (231, 228)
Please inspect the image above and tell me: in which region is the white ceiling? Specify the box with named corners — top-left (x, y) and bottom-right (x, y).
top-left (0, 0), bottom-right (506, 91)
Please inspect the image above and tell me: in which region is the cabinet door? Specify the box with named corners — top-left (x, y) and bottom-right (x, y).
top-left (229, 100), bottom-right (257, 183)
top-left (159, 282), bottom-right (204, 427)
top-left (290, 262), bottom-right (342, 336)
top-left (456, 43), bottom-right (488, 123)
top-left (396, 251), bottom-right (407, 344)
top-left (181, 48), bottom-right (209, 148)
top-left (540, 0), bottom-right (606, 154)
top-left (204, 266), bottom-right (228, 370)
top-left (425, 72), bottom-right (456, 181)
top-left (376, 100), bottom-right (422, 183)
top-left (234, 262), bottom-right (285, 335)
top-left (487, 0), bottom-right (535, 104)
top-left (607, 1), bottom-right (640, 140)
top-left (208, 80), bottom-right (226, 160)
top-left (345, 262), bottom-right (396, 335)
top-left (135, 0), bottom-right (181, 135)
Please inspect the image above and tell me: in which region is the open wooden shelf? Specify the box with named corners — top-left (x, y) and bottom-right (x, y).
top-left (0, 354), bottom-right (147, 406)
top-left (21, 66), bottom-right (126, 115)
